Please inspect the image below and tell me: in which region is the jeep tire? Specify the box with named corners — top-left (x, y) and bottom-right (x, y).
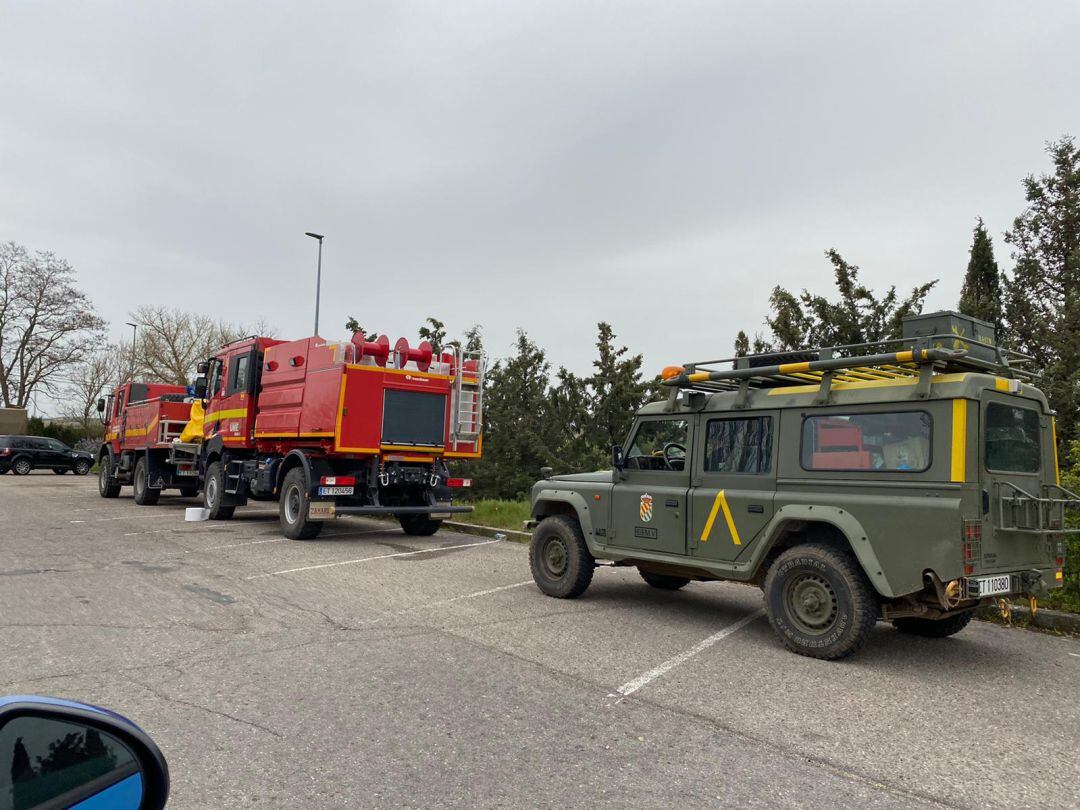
top-left (279, 467), bottom-right (322, 540)
top-left (638, 569), bottom-right (690, 590)
top-left (133, 458), bottom-right (160, 505)
top-left (399, 515), bottom-right (442, 536)
top-left (98, 457), bottom-right (121, 498)
top-left (892, 610), bottom-right (974, 638)
top-left (204, 461), bottom-right (235, 520)
top-left (764, 543), bottom-right (878, 660)
top-left (530, 515), bottom-right (594, 599)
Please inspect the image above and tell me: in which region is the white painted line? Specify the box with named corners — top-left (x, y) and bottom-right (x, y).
top-left (245, 538), bottom-right (504, 579)
top-left (609, 609), bottom-right (765, 701)
top-left (1069, 652), bottom-right (1080, 658)
top-left (70, 514), bottom-right (176, 523)
top-left (197, 537), bottom-right (285, 551)
top-left (445, 580), bottom-right (533, 602)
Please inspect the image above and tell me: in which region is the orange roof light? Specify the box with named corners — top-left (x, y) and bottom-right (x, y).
top-left (661, 365), bottom-right (685, 381)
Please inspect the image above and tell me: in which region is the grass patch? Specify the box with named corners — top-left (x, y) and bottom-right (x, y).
top-left (460, 499), bottom-right (531, 532)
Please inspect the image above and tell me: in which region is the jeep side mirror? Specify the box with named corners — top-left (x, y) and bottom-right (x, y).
top-left (540, 466), bottom-right (553, 480)
top-left (611, 444), bottom-right (624, 471)
top-left (193, 376), bottom-right (207, 400)
top-left (197, 361), bottom-right (209, 374)
top-left (96, 398), bottom-right (106, 413)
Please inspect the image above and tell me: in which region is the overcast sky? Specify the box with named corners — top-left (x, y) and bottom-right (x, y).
top-left (3, 1), bottom-right (1079, 400)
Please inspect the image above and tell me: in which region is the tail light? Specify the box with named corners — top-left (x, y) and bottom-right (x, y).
top-left (447, 478), bottom-right (472, 488)
top-left (962, 520), bottom-right (982, 575)
top-left (320, 476), bottom-right (356, 486)
top-left (0, 447), bottom-right (9, 456)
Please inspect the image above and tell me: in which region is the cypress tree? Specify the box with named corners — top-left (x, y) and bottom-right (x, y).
top-left (958, 218), bottom-right (1003, 329)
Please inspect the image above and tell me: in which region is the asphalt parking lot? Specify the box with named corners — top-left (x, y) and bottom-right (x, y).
top-left (2, 475), bottom-right (1079, 808)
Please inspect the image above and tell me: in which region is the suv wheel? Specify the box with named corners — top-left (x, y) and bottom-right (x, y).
top-left (399, 514), bottom-right (442, 536)
top-left (764, 543), bottom-right (878, 660)
top-left (893, 610), bottom-right (974, 638)
top-left (98, 458), bottom-right (121, 498)
top-left (638, 569), bottom-right (691, 590)
top-left (12, 457), bottom-right (32, 476)
top-left (529, 515), bottom-right (594, 598)
top-left (279, 467), bottom-right (322, 540)
top-left (73, 460), bottom-right (91, 476)
top-left (204, 461), bottom-right (235, 520)
top-left (133, 458), bottom-right (160, 505)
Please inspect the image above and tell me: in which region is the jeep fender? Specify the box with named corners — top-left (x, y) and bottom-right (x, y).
top-left (750, 504), bottom-right (896, 598)
top-left (532, 489), bottom-right (596, 542)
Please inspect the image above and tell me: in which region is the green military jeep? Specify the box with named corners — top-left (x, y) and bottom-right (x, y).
top-left (528, 312), bottom-right (1077, 659)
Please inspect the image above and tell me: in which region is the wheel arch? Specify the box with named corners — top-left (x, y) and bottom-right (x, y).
top-left (750, 505), bottom-right (896, 598)
top-left (274, 450), bottom-right (332, 495)
top-left (532, 490), bottom-right (595, 543)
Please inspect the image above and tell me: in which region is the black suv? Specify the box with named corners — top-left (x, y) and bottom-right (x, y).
top-left (0, 435), bottom-right (93, 476)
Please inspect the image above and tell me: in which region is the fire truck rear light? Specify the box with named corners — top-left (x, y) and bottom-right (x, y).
top-left (447, 478), bottom-right (471, 488)
top-left (320, 476), bottom-right (356, 486)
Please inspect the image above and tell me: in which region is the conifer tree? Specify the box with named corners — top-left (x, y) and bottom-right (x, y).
top-left (958, 218), bottom-right (1003, 328)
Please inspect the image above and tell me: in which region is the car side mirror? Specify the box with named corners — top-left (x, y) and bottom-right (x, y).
top-left (193, 376), bottom-right (207, 400)
top-left (0, 695), bottom-right (170, 809)
top-left (197, 361), bottom-right (209, 374)
top-left (612, 444), bottom-right (625, 471)
top-left (96, 398), bottom-right (106, 413)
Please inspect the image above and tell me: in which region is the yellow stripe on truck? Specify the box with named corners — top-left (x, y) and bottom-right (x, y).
top-left (779, 361), bottom-right (811, 374)
top-left (700, 490), bottom-right (742, 545)
top-left (951, 399), bottom-right (968, 483)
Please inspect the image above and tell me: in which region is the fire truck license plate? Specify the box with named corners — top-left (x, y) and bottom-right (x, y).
top-left (975, 575), bottom-right (1012, 597)
top-left (318, 486), bottom-right (354, 496)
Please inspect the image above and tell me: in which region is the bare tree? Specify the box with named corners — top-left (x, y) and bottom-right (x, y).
top-left (60, 345), bottom-right (124, 428)
top-left (130, 306), bottom-right (275, 385)
top-left (0, 241), bottom-right (106, 408)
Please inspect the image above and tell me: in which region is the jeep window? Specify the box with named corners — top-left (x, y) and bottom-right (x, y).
top-left (985, 402), bottom-right (1041, 474)
top-left (801, 411), bottom-right (931, 472)
top-left (704, 416), bottom-right (772, 474)
top-left (626, 419), bottom-right (689, 471)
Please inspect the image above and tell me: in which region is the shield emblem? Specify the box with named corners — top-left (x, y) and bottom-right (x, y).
top-left (639, 492), bottom-right (653, 523)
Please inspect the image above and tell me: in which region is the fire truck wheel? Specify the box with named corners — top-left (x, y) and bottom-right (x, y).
top-left (98, 458), bottom-right (120, 498)
top-left (204, 461), bottom-right (235, 520)
top-left (398, 515), bottom-right (442, 536)
top-left (529, 515), bottom-right (594, 599)
top-left (133, 458), bottom-right (160, 506)
top-left (280, 468), bottom-right (322, 540)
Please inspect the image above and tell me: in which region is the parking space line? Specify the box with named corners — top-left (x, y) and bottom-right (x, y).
top-left (608, 609), bottom-right (765, 702)
top-left (245, 538), bottom-right (504, 579)
top-left (1069, 652), bottom-right (1080, 658)
top-left (70, 514), bottom-right (177, 523)
top-left (197, 537), bottom-right (285, 551)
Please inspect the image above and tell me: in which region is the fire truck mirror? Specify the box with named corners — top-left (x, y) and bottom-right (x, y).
top-left (96, 398), bottom-right (106, 413)
top-left (197, 361), bottom-right (209, 374)
top-left (193, 377), bottom-right (207, 400)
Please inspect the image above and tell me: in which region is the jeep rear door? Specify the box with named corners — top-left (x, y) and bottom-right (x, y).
top-left (690, 412), bottom-right (777, 563)
top-left (610, 417), bottom-right (692, 555)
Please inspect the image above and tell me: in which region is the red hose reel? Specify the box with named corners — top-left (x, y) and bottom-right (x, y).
top-left (350, 333), bottom-right (434, 372)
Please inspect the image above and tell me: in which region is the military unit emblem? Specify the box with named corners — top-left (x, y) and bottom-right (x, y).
top-left (639, 492), bottom-right (653, 522)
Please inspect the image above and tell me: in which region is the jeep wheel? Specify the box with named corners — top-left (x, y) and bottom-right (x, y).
top-left (98, 458), bottom-right (120, 498)
top-left (529, 515), bottom-right (594, 598)
top-left (892, 610), bottom-right (974, 638)
top-left (764, 543), bottom-right (878, 660)
top-left (204, 461), bottom-right (235, 520)
top-left (73, 460), bottom-right (91, 476)
top-left (12, 457), bottom-right (32, 476)
top-left (639, 569), bottom-right (690, 590)
top-left (133, 458), bottom-right (160, 505)
top-left (399, 514), bottom-right (442, 536)
top-left (279, 467), bottom-right (322, 540)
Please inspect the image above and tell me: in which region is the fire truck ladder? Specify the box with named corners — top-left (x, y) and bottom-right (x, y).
top-left (449, 348), bottom-right (485, 450)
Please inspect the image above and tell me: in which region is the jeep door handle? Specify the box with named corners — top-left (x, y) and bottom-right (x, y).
top-left (747, 504), bottom-right (765, 514)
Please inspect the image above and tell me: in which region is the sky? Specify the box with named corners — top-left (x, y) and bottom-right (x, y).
top-left (2, 1), bottom-right (1079, 411)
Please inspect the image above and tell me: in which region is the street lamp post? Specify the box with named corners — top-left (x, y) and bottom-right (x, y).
top-left (305, 232), bottom-right (325, 336)
top-left (125, 321), bottom-right (138, 384)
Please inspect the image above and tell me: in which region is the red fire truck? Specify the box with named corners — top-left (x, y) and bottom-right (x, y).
top-left (97, 332), bottom-right (484, 539)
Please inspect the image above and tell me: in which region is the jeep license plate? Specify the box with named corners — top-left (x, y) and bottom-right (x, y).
top-left (318, 486), bottom-right (354, 496)
top-left (975, 574), bottom-right (1012, 597)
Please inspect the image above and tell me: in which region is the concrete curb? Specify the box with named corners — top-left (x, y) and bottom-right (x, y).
top-left (443, 520), bottom-right (531, 544)
top-left (976, 603), bottom-right (1080, 634)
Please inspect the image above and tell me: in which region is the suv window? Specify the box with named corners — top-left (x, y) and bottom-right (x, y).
top-left (47, 439), bottom-right (69, 451)
top-left (228, 353), bottom-right (251, 395)
top-left (626, 419), bottom-right (689, 471)
top-left (985, 402), bottom-right (1041, 473)
top-left (801, 411), bottom-right (932, 472)
top-left (704, 416), bottom-right (772, 474)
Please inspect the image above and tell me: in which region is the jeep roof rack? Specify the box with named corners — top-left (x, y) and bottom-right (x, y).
top-left (661, 333), bottom-right (1036, 394)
